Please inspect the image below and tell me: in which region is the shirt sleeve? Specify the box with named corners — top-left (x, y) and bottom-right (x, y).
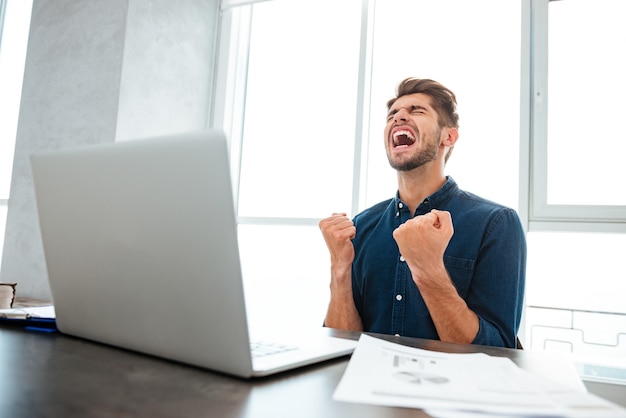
top-left (468, 207), bottom-right (527, 348)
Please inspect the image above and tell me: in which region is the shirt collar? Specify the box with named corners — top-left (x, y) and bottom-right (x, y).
top-left (393, 176), bottom-right (458, 212)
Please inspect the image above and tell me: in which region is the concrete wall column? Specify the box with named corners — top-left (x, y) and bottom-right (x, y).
top-left (1, 0), bottom-right (219, 300)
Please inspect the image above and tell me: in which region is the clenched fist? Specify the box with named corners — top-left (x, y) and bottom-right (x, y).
top-left (319, 213), bottom-right (356, 269)
top-left (392, 210), bottom-right (454, 285)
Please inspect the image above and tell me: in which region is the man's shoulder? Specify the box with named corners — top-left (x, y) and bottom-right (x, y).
top-left (353, 198), bottom-right (396, 232)
top-left (354, 198), bottom-right (394, 221)
top-left (450, 188), bottom-right (523, 232)
top-left (352, 198), bottom-right (396, 246)
top-left (453, 187), bottom-right (513, 213)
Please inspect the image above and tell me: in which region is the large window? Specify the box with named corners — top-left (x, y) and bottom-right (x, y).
top-left (215, 0), bottom-right (364, 331)
top-left (215, 0), bottom-right (521, 331)
top-left (218, 0), bottom-right (626, 378)
top-left (0, 0), bottom-right (32, 265)
top-left (524, 0), bottom-right (626, 374)
top-left (530, 0), bottom-right (626, 230)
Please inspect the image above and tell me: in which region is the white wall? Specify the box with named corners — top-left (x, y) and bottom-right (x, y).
top-left (116, 0), bottom-right (217, 141)
top-left (0, 0), bottom-right (219, 300)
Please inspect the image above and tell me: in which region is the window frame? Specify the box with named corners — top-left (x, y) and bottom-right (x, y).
top-left (527, 0), bottom-right (626, 233)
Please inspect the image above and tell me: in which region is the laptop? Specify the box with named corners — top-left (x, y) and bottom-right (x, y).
top-left (30, 130), bottom-right (356, 378)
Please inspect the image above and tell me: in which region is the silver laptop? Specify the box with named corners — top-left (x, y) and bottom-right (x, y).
top-left (30, 130), bottom-right (356, 378)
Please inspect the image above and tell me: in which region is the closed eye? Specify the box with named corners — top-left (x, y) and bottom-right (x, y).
top-left (387, 105), bottom-right (428, 122)
top-left (410, 105), bottom-right (427, 114)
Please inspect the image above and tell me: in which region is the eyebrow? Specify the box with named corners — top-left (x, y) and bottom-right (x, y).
top-left (387, 104), bottom-right (429, 118)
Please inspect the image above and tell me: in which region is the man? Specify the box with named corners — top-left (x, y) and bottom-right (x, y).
top-left (319, 78), bottom-right (526, 348)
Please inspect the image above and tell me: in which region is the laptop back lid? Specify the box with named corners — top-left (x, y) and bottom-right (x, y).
top-left (31, 131), bottom-right (255, 377)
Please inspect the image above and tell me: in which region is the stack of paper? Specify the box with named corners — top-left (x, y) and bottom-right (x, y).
top-left (0, 305), bottom-right (56, 319)
top-left (334, 334), bottom-right (626, 418)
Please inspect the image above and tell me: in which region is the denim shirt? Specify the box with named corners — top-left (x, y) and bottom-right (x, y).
top-left (351, 177), bottom-right (526, 348)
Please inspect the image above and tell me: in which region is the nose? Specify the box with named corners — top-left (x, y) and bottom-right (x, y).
top-left (393, 107), bottom-right (409, 123)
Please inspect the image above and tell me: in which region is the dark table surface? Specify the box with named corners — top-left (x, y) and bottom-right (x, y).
top-left (0, 325), bottom-right (624, 418)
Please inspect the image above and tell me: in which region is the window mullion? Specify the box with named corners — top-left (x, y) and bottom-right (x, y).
top-left (351, 0), bottom-right (375, 217)
top-left (530, 0), bottom-right (550, 226)
top-left (211, 6), bottom-right (253, 218)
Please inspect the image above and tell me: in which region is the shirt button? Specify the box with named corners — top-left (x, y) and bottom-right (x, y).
top-left (396, 294), bottom-right (403, 301)
top-left (400, 256), bottom-right (405, 262)
top-left (395, 334), bottom-right (400, 337)
top-left (398, 202), bottom-right (404, 209)
top-left (396, 211), bottom-right (399, 217)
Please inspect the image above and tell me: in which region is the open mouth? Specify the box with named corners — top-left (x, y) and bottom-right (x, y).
top-left (392, 130), bottom-right (416, 148)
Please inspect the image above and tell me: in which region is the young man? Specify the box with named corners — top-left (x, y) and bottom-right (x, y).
top-left (319, 78), bottom-right (526, 348)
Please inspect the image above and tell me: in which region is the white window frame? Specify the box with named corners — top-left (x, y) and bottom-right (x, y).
top-left (527, 0), bottom-right (626, 233)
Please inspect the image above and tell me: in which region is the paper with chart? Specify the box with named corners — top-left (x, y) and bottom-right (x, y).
top-left (333, 334), bottom-right (626, 417)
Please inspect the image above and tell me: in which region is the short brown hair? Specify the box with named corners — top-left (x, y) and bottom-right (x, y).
top-left (386, 78), bottom-right (459, 129)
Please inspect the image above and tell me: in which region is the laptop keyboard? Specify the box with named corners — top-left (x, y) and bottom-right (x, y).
top-left (250, 341), bottom-right (298, 358)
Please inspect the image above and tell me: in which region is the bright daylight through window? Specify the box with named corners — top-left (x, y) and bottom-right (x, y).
top-left (546, 0), bottom-right (626, 206)
top-left (0, 0), bottom-right (32, 266)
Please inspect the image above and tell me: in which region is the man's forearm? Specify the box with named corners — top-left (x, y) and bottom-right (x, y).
top-left (415, 267), bottom-right (479, 344)
top-left (325, 298), bottom-right (363, 331)
top-left (324, 267), bottom-right (363, 331)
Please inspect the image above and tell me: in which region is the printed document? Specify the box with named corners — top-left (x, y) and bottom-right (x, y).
top-left (334, 334), bottom-right (626, 417)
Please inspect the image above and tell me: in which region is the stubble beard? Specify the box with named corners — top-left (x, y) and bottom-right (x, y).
top-left (387, 133), bottom-right (441, 172)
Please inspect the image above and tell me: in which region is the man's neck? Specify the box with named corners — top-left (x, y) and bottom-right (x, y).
top-left (396, 168), bottom-right (447, 216)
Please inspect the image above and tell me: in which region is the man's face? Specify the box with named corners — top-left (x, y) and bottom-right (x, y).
top-left (384, 93), bottom-right (444, 172)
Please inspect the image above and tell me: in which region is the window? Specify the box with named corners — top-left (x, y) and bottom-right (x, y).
top-left (215, 0), bottom-right (363, 331)
top-left (529, 0), bottom-right (626, 231)
top-left (0, 0), bottom-right (33, 264)
top-left (215, 0), bottom-right (521, 331)
top-left (525, 0), bottom-right (626, 372)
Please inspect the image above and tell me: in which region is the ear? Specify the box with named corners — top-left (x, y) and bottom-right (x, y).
top-left (441, 127), bottom-right (459, 147)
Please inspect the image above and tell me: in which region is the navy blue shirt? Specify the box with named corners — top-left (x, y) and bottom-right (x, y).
top-left (351, 177), bottom-right (526, 348)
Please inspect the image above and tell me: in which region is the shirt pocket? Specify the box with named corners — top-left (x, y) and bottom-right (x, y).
top-left (443, 255), bottom-right (475, 298)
